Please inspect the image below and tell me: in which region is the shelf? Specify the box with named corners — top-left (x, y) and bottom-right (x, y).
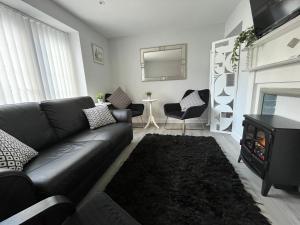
top-left (243, 56), bottom-right (300, 72)
top-left (242, 15), bottom-right (300, 72)
top-left (252, 15), bottom-right (300, 47)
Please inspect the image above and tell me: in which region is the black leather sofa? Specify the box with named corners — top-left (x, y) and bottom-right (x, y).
top-left (0, 96), bottom-right (133, 221)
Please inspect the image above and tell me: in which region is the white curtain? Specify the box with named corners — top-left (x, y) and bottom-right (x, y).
top-left (0, 4), bottom-right (78, 104)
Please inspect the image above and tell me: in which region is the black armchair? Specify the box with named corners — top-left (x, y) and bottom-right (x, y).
top-left (105, 93), bottom-right (144, 125)
top-left (164, 89), bottom-right (210, 134)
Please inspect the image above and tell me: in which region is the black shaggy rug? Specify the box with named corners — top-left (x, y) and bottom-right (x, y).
top-left (105, 134), bottom-right (270, 225)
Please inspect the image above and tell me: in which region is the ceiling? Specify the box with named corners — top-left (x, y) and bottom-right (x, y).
top-left (52, 0), bottom-right (241, 39)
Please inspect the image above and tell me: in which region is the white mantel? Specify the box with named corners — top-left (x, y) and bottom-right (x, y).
top-left (245, 16), bottom-right (300, 114)
top-left (231, 15), bottom-right (300, 142)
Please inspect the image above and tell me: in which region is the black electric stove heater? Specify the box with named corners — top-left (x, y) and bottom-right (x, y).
top-left (238, 115), bottom-right (300, 196)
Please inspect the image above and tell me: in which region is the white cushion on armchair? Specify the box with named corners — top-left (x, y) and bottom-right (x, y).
top-left (180, 91), bottom-right (205, 111)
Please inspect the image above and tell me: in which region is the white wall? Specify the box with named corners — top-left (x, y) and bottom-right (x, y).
top-left (224, 0), bottom-right (253, 37)
top-left (21, 0), bottom-right (111, 100)
top-left (109, 27), bottom-right (224, 123)
top-left (275, 96), bottom-right (300, 121)
top-left (224, 0), bottom-right (254, 142)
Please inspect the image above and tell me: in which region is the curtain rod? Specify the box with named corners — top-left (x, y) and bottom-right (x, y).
top-left (0, 2), bottom-right (69, 34)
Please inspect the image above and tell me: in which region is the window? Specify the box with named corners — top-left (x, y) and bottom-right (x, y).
top-left (0, 4), bottom-right (79, 104)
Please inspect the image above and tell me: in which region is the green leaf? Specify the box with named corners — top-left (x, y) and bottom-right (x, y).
top-left (230, 26), bottom-right (257, 71)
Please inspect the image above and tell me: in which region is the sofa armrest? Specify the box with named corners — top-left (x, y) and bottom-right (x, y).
top-left (0, 169), bottom-right (38, 221)
top-left (111, 109), bottom-right (132, 123)
top-left (1, 196), bottom-right (74, 225)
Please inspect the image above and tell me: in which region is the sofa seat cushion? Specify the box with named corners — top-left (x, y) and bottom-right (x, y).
top-left (24, 140), bottom-right (110, 197)
top-left (67, 123), bottom-right (132, 149)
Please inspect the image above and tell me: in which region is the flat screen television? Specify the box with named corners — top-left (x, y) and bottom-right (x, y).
top-left (250, 0), bottom-right (300, 38)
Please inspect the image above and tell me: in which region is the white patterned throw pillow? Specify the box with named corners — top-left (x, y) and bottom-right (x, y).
top-left (0, 129), bottom-right (38, 171)
top-left (180, 91), bottom-right (205, 111)
top-left (107, 87), bottom-right (132, 109)
top-left (83, 105), bottom-right (117, 129)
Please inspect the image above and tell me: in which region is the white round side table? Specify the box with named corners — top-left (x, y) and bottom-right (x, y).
top-left (142, 99), bottom-right (159, 129)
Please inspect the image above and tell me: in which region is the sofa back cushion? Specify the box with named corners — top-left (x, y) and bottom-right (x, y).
top-left (0, 103), bottom-right (57, 150)
top-left (40, 96), bottom-right (95, 139)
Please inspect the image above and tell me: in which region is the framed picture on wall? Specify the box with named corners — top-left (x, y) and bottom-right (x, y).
top-left (92, 43), bottom-right (104, 65)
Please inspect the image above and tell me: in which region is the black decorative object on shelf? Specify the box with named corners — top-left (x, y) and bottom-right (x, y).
top-left (238, 114), bottom-right (300, 196)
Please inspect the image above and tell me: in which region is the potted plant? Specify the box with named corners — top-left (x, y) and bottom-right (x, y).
top-left (146, 91), bottom-right (152, 100)
top-left (96, 92), bottom-right (104, 103)
top-left (231, 26), bottom-right (257, 71)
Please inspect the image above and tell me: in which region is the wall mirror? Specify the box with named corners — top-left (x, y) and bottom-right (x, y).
top-left (140, 44), bottom-right (187, 82)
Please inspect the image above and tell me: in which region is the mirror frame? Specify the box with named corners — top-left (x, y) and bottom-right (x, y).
top-left (140, 44), bottom-right (187, 82)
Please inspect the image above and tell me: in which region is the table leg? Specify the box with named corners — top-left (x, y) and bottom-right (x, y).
top-left (152, 116), bottom-right (159, 128)
top-left (144, 116), bottom-right (151, 129)
top-left (144, 102), bottom-right (159, 129)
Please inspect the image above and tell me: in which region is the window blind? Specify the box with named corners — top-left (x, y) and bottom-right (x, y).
top-left (0, 4), bottom-right (79, 104)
